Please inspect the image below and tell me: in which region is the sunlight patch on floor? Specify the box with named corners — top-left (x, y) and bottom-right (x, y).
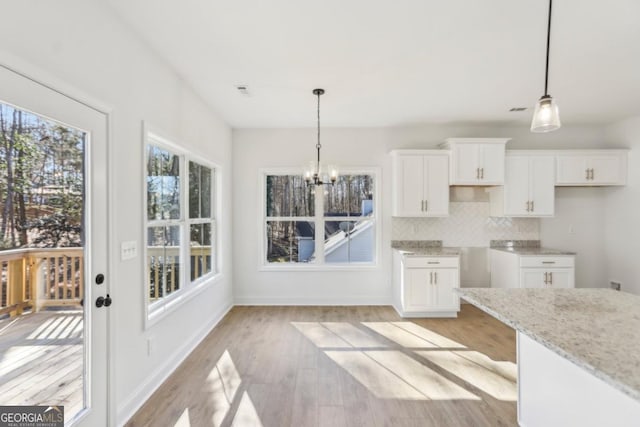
top-left (366, 351), bottom-right (480, 400)
top-left (325, 350), bottom-right (479, 401)
top-left (174, 408), bottom-right (190, 427)
top-left (416, 350), bottom-right (517, 401)
top-left (391, 322), bottom-right (467, 349)
top-left (361, 322), bottom-right (440, 348)
top-left (320, 322), bottom-right (387, 348)
top-left (291, 322), bottom-right (352, 348)
top-left (231, 391), bottom-right (264, 427)
top-left (205, 350), bottom-right (242, 426)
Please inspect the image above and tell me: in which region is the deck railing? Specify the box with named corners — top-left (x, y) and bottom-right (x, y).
top-left (0, 247), bottom-right (83, 317)
top-left (147, 245), bottom-right (212, 303)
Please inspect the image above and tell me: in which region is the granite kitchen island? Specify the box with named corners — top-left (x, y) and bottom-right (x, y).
top-left (457, 288), bottom-right (640, 427)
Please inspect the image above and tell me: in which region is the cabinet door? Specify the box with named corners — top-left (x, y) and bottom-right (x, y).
top-left (546, 269), bottom-right (574, 288)
top-left (431, 268), bottom-right (459, 311)
top-left (479, 144), bottom-right (505, 184)
top-left (503, 156), bottom-right (530, 215)
top-left (520, 269), bottom-right (546, 288)
top-left (589, 156), bottom-right (623, 185)
top-left (556, 156), bottom-right (589, 185)
top-left (424, 156), bottom-right (449, 216)
top-left (404, 268), bottom-right (431, 311)
top-left (529, 156), bottom-right (555, 216)
top-left (451, 144), bottom-right (480, 184)
top-left (395, 155), bottom-right (425, 216)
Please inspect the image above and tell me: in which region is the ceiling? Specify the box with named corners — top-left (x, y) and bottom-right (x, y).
top-left (106, 0), bottom-right (640, 128)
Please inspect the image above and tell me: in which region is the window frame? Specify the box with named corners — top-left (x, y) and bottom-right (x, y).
top-left (143, 124), bottom-right (221, 328)
top-left (259, 167), bottom-right (380, 271)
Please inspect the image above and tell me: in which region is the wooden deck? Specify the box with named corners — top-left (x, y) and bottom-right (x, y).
top-left (0, 310), bottom-right (84, 422)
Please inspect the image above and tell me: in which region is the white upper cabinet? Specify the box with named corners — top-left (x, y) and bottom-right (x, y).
top-left (556, 150), bottom-right (628, 186)
top-left (391, 150), bottom-right (449, 217)
top-left (441, 138), bottom-right (510, 185)
top-left (490, 152), bottom-right (555, 217)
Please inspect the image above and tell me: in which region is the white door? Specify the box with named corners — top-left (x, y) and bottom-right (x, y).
top-left (556, 156), bottom-right (589, 184)
top-left (431, 268), bottom-right (459, 311)
top-left (452, 144), bottom-right (479, 184)
top-left (404, 268), bottom-right (430, 311)
top-left (396, 155), bottom-right (424, 216)
top-left (0, 65), bottom-right (109, 426)
top-left (504, 156), bottom-right (530, 215)
top-left (479, 144), bottom-right (505, 184)
top-left (529, 156), bottom-right (555, 216)
top-left (424, 156), bottom-right (449, 216)
top-left (589, 156), bottom-right (623, 184)
top-left (520, 269), bottom-right (546, 288)
top-left (546, 269), bottom-right (574, 288)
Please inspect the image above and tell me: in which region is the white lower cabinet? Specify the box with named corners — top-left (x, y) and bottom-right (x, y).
top-left (393, 251), bottom-right (460, 317)
top-left (490, 249), bottom-right (575, 289)
top-left (520, 268), bottom-right (574, 289)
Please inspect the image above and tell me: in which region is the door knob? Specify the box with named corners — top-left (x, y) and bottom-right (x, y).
top-left (96, 296), bottom-right (105, 308)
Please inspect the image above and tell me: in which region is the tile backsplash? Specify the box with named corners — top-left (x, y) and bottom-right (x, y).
top-left (392, 202), bottom-right (540, 247)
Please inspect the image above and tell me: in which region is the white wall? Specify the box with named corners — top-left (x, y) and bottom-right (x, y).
top-left (233, 124), bottom-right (609, 303)
top-left (0, 1), bottom-right (233, 424)
top-left (604, 116), bottom-right (640, 295)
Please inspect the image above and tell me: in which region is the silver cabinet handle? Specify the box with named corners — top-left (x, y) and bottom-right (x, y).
top-left (427, 261), bottom-right (440, 264)
top-left (481, 168), bottom-right (484, 179)
top-left (542, 261), bottom-right (555, 264)
top-left (476, 167), bottom-right (480, 179)
top-left (525, 201), bottom-right (529, 212)
top-left (531, 200), bottom-right (534, 212)
top-left (434, 271), bottom-right (438, 284)
top-left (586, 169), bottom-right (590, 180)
top-left (421, 200), bottom-right (424, 212)
top-left (549, 272), bottom-right (553, 285)
top-left (429, 272), bottom-right (433, 284)
top-left (544, 272), bottom-right (548, 285)
top-left (425, 200), bottom-right (428, 212)
top-left (590, 169), bottom-right (595, 180)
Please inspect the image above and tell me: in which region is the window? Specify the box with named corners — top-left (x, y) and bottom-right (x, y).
top-left (145, 130), bottom-right (218, 321)
top-left (263, 169), bottom-right (377, 267)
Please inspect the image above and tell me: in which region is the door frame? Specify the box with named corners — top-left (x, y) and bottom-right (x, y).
top-left (0, 50), bottom-right (117, 426)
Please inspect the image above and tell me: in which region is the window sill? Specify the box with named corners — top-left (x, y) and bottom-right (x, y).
top-left (145, 272), bottom-right (224, 329)
top-left (259, 263), bottom-right (379, 272)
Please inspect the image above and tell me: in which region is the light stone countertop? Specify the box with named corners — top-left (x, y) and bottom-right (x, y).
top-left (490, 247), bottom-right (576, 256)
top-left (456, 288), bottom-right (640, 402)
top-left (396, 248), bottom-right (462, 257)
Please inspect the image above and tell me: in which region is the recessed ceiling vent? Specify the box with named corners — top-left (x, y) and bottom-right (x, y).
top-left (235, 85), bottom-right (250, 96)
top-left (509, 107), bottom-right (528, 112)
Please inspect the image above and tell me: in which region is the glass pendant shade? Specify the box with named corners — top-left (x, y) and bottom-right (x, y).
top-left (530, 95), bottom-right (561, 133)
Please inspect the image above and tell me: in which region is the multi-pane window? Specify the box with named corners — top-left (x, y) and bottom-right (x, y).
top-left (264, 171), bottom-right (376, 266)
top-left (145, 135), bottom-right (217, 318)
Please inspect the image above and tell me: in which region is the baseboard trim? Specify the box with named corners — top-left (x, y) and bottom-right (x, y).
top-left (233, 296), bottom-right (391, 306)
top-left (116, 300), bottom-right (233, 426)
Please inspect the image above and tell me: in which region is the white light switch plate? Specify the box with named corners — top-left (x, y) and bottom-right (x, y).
top-left (121, 240), bottom-right (137, 260)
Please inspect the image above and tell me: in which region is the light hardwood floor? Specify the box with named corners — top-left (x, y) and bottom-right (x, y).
top-left (127, 305), bottom-right (517, 427)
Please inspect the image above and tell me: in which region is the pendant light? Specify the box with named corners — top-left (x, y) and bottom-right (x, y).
top-left (531, 0), bottom-right (561, 132)
top-left (304, 88), bottom-right (338, 186)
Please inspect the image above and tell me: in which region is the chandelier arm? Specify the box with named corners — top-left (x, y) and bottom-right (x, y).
top-left (544, 0), bottom-right (552, 96)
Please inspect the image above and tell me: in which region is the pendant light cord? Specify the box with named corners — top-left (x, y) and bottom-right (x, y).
top-left (316, 90), bottom-right (321, 169)
top-left (544, 0), bottom-right (553, 96)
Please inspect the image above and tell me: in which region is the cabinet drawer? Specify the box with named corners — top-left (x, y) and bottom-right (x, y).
top-left (403, 256), bottom-right (459, 268)
top-left (519, 256), bottom-right (574, 268)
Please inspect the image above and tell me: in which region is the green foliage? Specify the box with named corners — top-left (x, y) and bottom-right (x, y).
top-left (0, 103), bottom-right (84, 249)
